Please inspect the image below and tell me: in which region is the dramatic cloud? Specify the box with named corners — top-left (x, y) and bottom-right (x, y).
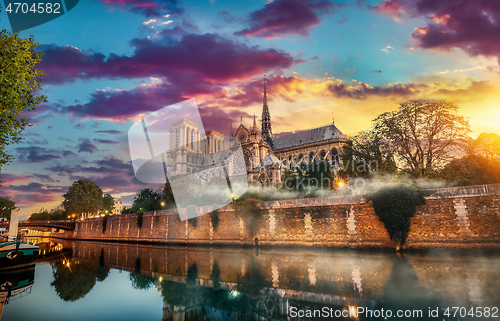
top-left (235, 0), bottom-right (342, 38)
top-left (39, 33), bottom-right (296, 84)
top-left (78, 139), bottom-right (99, 153)
top-left (63, 76), bottom-right (218, 120)
top-left (15, 147), bottom-right (61, 163)
top-left (97, 0), bottom-right (183, 17)
top-left (95, 130), bottom-right (125, 134)
top-left (93, 139), bottom-right (120, 144)
top-left (46, 157), bottom-right (154, 194)
top-left (372, 0), bottom-right (500, 62)
top-left (327, 80), bottom-right (426, 100)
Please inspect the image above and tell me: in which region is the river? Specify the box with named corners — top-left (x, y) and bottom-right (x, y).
top-left (1, 238), bottom-right (499, 321)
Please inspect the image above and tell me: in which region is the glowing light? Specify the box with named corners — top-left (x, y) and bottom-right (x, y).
top-left (348, 305), bottom-right (358, 318)
top-left (230, 290), bottom-right (240, 297)
top-left (159, 277), bottom-right (163, 282)
top-left (335, 178), bottom-right (347, 189)
top-left (161, 202), bottom-right (165, 206)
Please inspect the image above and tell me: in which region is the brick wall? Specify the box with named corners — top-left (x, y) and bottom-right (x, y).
top-left (38, 184), bottom-right (500, 249)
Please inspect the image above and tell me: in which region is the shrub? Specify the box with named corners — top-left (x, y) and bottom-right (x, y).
top-left (210, 205), bottom-right (220, 230)
top-left (233, 198), bottom-right (264, 237)
top-left (102, 215), bottom-right (109, 233)
top-left (364, 183), bottom-right (426, 248)
top-left (187, 205), bottom-right (197, 227)
top-left (136, 211), bottom-right (143, 228)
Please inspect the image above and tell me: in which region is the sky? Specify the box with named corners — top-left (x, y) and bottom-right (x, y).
top-left (0, 0), bottom-right (499, 219)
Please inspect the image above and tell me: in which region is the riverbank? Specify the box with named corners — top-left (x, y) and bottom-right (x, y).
top-left (26, 184), bottom-right (500, 249)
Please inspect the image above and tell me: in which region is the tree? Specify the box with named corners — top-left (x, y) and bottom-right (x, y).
top-left (162, 179), bottom-right (176, 209)
top-left (371, 99), bottom-right (470, 177)
top-left (340, 130), bottom-right (397, 177)
top-left (0, 20), bottom-right (47, 175)
top-left (102, 194), bottom-right (114, 213)
top-left (440, 133), bottom-right (500, 185)
top-left (130, 188), bottom-right (161, 212)
top-left (0, 197), bottom-right (15, 220)
top-left (62, 179), bottom-right (103, 218)
top-left (364, 183), bottom-right (427, 249)
top-left (283, 160), bottom-right (334, 196)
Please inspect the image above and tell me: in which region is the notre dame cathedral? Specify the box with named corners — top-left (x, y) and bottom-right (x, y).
top-left (166, 79), bottom-right (348, 186)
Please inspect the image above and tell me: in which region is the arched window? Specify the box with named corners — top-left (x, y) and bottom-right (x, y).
top-left (191, 130), bottom-right (194, 149)
top-left (186, 128), bottom-right (189, 146)
top-left (331, 148), bottom-right (338, 165)
top-left (320, 150), bottom-right (326, 159)
top-left (175, 130), bottom-right (178, 148)
top-left (309, 151), bottom-right (315, 162)
top-left (218, 140), bottom-right (221, 152)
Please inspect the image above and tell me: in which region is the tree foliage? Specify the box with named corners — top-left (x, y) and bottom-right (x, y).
top-left (0, 26), bottom-right (47, 174)
top-left (440, 133), bottom-right (500, 186)
top-left (0, 197), bottom-right (15, 220)
top-left (341, 130), bottom-right (397, 177)
top-left (62, 179), bottom-right (103, 218)
top-left (370, 99), bottom-right (470, 177)
top-left (102, 194), bottom-right (114, 213)
top-left (364, 183), bottom-right (426, 247)
top-left (126, 188), bottom-right (161, 213)
top-left (51, 261), bottom-right (109, 301)
top-left (29, 209), bottom-right (67, 221)
top-left (162, 179), bottom-right (176, 209)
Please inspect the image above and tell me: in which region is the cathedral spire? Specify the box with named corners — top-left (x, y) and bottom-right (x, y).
top-left (261, 76), bottom-right (273, 148)
top-left (252, 114), bottom-right (257, 133)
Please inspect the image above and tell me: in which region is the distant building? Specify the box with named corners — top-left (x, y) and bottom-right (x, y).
top-left (113, 199), bottom-right (124, 215)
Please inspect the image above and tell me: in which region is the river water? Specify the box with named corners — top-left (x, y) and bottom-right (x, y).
top-left (1, 239), bottom-right (499, 321)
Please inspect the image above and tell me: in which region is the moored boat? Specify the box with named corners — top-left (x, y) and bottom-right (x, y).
top-left (0, 208), bottom-right (39, 270)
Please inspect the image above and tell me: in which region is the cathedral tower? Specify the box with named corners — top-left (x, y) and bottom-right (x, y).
top-left (261, 77), bottom-right (273, 149)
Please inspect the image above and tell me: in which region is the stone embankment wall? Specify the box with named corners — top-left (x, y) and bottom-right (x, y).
top-left (30, 184), bottom-right (500, 249)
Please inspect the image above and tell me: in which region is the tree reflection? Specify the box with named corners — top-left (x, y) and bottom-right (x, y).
top-left (129, 258), bottom-right (155, 290)
top-left (51, 260), bottom-right (110, 302)
top-left (375, 254), bottom-right (441, 320)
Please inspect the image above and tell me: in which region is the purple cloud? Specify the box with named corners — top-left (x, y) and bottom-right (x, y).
top-left (235, 0), bottom-right (342, 38)
top-left (39, 32), bottom-right (296, 85)
top-left (78, 139), bottom-right (99, 153)
top-left (327, 81), bottom-right (427, 100)
top-left (372, 0), bottom-right (500, 62)
top-left (15, 147), bottom-right (61, 163)
top-left (97, 0), bottom-right (183, 17)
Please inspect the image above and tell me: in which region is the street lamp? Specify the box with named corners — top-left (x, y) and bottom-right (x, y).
top-left (161, 202), bottom-right (165, 207)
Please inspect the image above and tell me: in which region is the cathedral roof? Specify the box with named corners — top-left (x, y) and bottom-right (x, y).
top-left (272, 123), bottom-right (347, 150)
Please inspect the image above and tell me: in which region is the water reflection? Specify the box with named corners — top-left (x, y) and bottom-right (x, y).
top-left (0, 267), bottom-right (35, 318)
top-left (2, 240), bottom-right (500, 321)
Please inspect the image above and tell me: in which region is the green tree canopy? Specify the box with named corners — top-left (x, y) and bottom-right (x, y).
top-left (129, 188), bottom-right (161, 212)
top-left (62, 179), bottom-right (103, 218)
top-left (364, 183), bottom-right (427, 248)
top-left (0, 25), bottom-right (47, 174)
top-left (51, 261), bottom-right (110, 301)
top-left (102, 194), bottom-right (114, 213)
top-left (0, 196), bottom-right (15, 220)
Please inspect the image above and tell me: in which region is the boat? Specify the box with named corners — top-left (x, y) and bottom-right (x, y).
top-left (0, 266), bottom-right (35, 318)
top-left (0, 208), bottom-right (39, 271)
